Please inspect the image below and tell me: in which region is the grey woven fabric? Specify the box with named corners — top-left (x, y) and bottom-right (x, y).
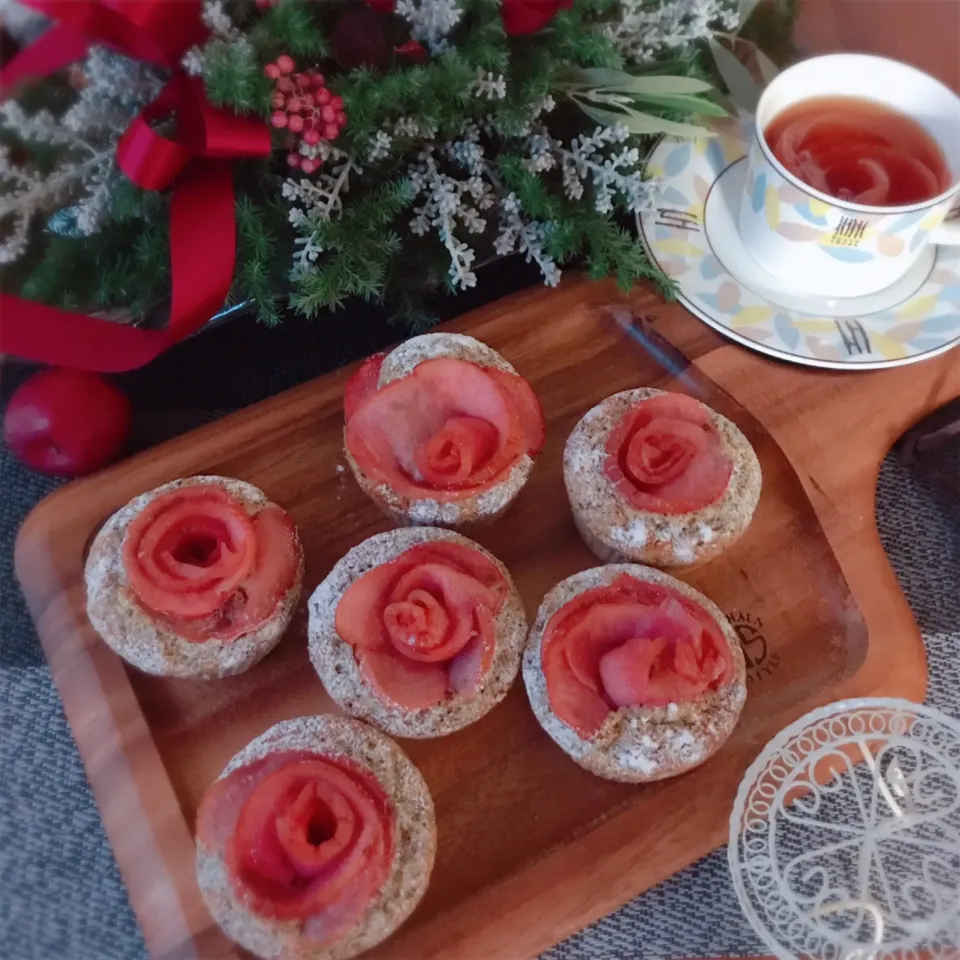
top-left (0, 435), bottom-right (956, 960)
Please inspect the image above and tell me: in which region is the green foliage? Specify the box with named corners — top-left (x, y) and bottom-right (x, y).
top-left (547, 10), bottom-right (625, 68)
top-left (251, 0), bottom-right (330, 59)
top-left (234, 194), bottom-right (289, 325)
top-left (291, 179), bottom-right (414, 315)
top-left (458, 5), bottom-right (509, 73)
top-left (336, 53), bottom-right (480, 151)
top-left (498, 153), bottom-right (672, 296)
top-left (497, 154), bottom-right (562, 221)
top-left (109, 178), bottom-right (166, 223)
top-left (19, 218), bottom-right (170, 318)
top-left (203, 38), bottom-right (274, 115)
top-left (553, 210), bottom-right (671, 293)
top-left (557, 67), bottom-right (727, 137)
top-left (5, 0), bottom-right (758, 330)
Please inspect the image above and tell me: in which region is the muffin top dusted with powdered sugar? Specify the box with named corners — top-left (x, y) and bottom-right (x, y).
top-left (85, 475), bottom-right (303, 680)
top-left (195, 715), bottom-right (436, 960)
top-left (523, 564), bottom-right (746, 783)
top-left (376, 332), bottom-right (515, 385)
top-left (564, 388), bottom-right (761, 568)
top-left (309, 526), bottom-right (527, 739)
top-left (343, 332), bottom-right (545, 528)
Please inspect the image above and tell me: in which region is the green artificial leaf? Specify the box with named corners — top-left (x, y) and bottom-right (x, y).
top-left (708, 37), bottom-right (761, 113)
top-left (629, 93), bottom-right (728, 118)
top-left (717, 31), bottom-right (780, 87)
top-left (579, 104), bottom-right (716, 139)
top-left (738, 0), bottom-right (765, 22)
top-left (754, 46), bottom-right (780, 85)
top-left (559, 67), bottom-right (714, 95)
top-left (580, 90), bottom-right (634, 105)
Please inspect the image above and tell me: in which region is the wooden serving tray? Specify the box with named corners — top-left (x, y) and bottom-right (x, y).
top-left (15, 277), bottom-right (959, 960)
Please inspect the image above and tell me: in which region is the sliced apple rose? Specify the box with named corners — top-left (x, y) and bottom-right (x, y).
top-left (196, 716), bottom-right (435, 960)
top-left (309, 528), bottom-right (527, 738)
top-left (564, 388), bottom-right (761, 567)
top-left (85, 477), bottom-right (303, 679)
top-left (343, 334), bottom-right (545, 526)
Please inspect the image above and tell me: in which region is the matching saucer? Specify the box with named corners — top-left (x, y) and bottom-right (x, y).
top-left (637, 122), bottom-right (960, 369)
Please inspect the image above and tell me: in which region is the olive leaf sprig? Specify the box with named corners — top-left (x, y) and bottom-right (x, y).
top-left (554, 67), bottom-right (728, 139)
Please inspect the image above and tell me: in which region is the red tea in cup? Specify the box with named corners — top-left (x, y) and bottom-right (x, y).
top-left (764, 95), bottom-right (950, 206)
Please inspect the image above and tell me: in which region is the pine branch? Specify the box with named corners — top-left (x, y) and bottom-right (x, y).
top-left (548, 10), bottom-right (625, 68)
top-left (292, 179), bottom-right (412, 316)
top-left (234, 194), bottom-right (288, 325)
top-left (335, 53), bottom-right (478, 153)
top-left (252, 0), bottom-right (329, 59)
top-left (202, 38), bottom-right (273, 115)
top-left (497, 154), bottom-right (562, 221)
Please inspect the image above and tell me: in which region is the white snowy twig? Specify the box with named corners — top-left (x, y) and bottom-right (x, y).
top-left (394, 0), bottom-right (462, 50)
top-left (474, 70), bottom-right (507, 101)
top-left (183, 0), bottom-right (243, 74)
top-left (0, 47), bottom-right (164, 262)
top-left (556, 124), bottom-right (659, 213)
top-left (605, 0), bottom-right (739, 64)
top-left (283, 149), bottom-right (356, 275)
top-left (494, 193), bottom-right (561, 287)
top-left (406, 131), bottom-right (499, 291)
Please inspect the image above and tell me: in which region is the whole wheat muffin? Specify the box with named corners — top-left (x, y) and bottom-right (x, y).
top-left (195, 715), bottom-right (436, 960)
top-left (343, 333), bottom-right (545, 527)
top-left (85, 475), bottom-right (303, 679)
top-left (309, 526), bottom-right (527, 738)
top-left (523, 564), bottom-right (746, 783)
top-left (564, 388), bottom-right (761, 567)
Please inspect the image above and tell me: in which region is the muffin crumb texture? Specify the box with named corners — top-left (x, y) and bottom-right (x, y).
top-left (564, 388), bottom-right (761, 567)
top-left (84, 476), bottom-right (303, 680)
top-left (523, 564), bottom-right (747, 783)
top-left (197, 715), bottom-right (436, 960)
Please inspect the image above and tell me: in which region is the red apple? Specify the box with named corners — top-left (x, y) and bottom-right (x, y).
top-left (3, 368), bottom-right (132, 477)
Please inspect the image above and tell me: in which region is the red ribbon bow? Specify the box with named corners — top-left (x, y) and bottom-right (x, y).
top-left (0, 1), bottom-right (273, 372)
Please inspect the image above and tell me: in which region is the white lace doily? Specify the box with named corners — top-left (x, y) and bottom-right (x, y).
top-left (729, 698), bottom-right (960, 959)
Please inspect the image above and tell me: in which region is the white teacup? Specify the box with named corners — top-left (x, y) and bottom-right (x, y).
top-left (738, 54), bottom-right (960, 298)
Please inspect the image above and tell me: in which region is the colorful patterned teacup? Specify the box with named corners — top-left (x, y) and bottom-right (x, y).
top-left (738, 54), bottom-right (960, 298)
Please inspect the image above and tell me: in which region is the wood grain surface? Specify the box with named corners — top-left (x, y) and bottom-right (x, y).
top-left (15, 274), bottom-right (959, 960)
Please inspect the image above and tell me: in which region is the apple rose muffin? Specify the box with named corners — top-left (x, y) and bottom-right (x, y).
top-left (196, 715), bottom-right (436, 960)
top-left (85, 476), bottom-right (303, 679)
top-left (309, 527), bottom-right (527, 738)
top-left (523, 565), bottom-right (747, 782)
top-left (564, 389), bottom-right (761, 566)
top-left (343, 333), bottom-right (545, 527)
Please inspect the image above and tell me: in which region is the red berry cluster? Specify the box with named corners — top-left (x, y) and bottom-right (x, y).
top-left (264, 55), bottom-right (347, 174)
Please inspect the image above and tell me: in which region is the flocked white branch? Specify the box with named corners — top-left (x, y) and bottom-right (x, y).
top-left (0, 47), bottom-right (164, 263)
top-left (494, 193), bottom-right (561, 287)
top-left (553, 123), bottom-right (659, 213)
top-left (394, 0), bottom-right (462, 51)
top-left (406, 123), bottom-right (500, 291)
top-left (183, 0), bottom-right (243, 75)
top-left (604, 0), bottom-right (739, 64)
top-left (282, 145), bottom-right (358, 275)
top-left (474, 70), bottom-right (507, 101)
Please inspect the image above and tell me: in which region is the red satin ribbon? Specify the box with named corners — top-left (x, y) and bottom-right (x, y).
top-left (0, 1), bottom-right (273, 372)
top-left (0, 0), bottom-right (208, 96)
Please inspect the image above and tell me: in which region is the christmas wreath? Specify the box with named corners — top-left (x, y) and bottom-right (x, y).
top-left (0, 0), bottom-right (768, 365)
